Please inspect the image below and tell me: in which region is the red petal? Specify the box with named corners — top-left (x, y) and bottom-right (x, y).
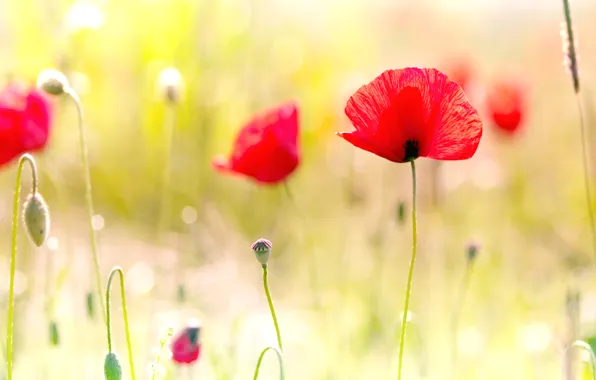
top-left (214, 102), bottom-right (300, 184)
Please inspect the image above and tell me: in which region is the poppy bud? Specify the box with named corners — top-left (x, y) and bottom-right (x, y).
top-left (177, 283), bottom-right (186, 303)
top-left (36, 69), bottom-right (70, 96)
top-left (49, 320), bottom-right (60, 346)
top-left (397, 201), bottom-right (406, 224)
top-left (86, 291), bottom-right (95, 318)
top-left (22, 192), bottom-right (50, 247)
top-left (157, 67), bottom-right (183, 104)
top-left (466, 242), bottom-right (479, 263)
top-left (104, 352), bottom-right (122, 380)
top-left (171, 321), bottom-right (202, 365)
top-left (251, 238), bottom-right (272, 266)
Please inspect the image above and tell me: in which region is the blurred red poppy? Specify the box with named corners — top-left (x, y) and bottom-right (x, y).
top-left (445, 58), bottom-right (474, 94)
top-left (486, 79), bottom-right (525, 134)
top-left (171, 324), bottom-right (201, 365)
top-left (213, 102), bottom-right (300, 184)
top-left (0, 84), bottom-right (52, 166)
top-left (338, 68), bottom-right (482, 163)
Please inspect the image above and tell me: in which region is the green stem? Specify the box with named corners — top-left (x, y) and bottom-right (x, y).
top-left (262, 265), bottom-right (283, 351)
top-left (397, 159), bottom-right (417, 380)
top-left (6, 153), bottom-right (38, 380)
top-left (65, 88), bottom-right (106, 325)
top-left (106, 266), bottom-right (136, 380)
top-left (569, 340), bottom-right (596, 380)
top-left (252, 346), bottom-right (285, 380)
top-left (450, 261), bottom-right (474, 378)
top-left (157, 103), bottom-right (177, 235)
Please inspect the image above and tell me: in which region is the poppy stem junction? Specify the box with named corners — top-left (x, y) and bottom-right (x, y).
top-left (105, 266), bottom-right (136, 380)
top-left (252, 346), bottom-right (285, 380)
top-left (65, 87), bottom-right (106, 324)
top-left (397, 159), bottom-right (417, 380)
top-left (6, 153), bottom-right (39, 380)
top-left (567, 341), bottom-right (596, 380)
top-left (262, 264), bottom-right (284, 352)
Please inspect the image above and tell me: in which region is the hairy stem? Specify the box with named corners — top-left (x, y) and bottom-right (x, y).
top-left (6, 153), bottom-right (38, 380)
top-left (263, 265), bottom-right (283, 351)
top-left (65, 88), bottom-right (106, 324)
top-left (397, 159), bottom-right (417, 380)
top-left (106, 266), bottom-right (136, 380)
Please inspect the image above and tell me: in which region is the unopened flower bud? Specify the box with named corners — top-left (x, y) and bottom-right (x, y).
top-left (157, 67), bottom-right (183, 104)
top-left (177, 283), bottom-right (186, 303)
top-left (49, 320), bottom-right (59, 346)
top-left (23, 192), bottom-right (50, 247)
top-left (251, 238), bottom-right (272, 266)
top-left (104, 352), bottom-right (123, 380)
top-left (86, 291), bottom-right (95, 318)
top-left (466, 242), bottom-right (479, 263)
top-left (36, 69), bottom-right (70, 96)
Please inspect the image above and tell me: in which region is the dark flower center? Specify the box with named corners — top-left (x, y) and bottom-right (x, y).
top-left (403, 140), bottom-right (420, 161)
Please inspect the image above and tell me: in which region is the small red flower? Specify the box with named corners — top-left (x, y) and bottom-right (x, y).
top-left (171, 324), bottom-right (201, 365)
top-left (0, 84), bottom-right (52, 166)
top-left (212, 102), bottom-right (300, 184)
top-left (486, 79), bottom-right (525, 134)
top-left (338, 68), bottom-right (482, 163)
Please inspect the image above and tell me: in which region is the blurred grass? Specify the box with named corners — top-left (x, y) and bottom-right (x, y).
top-left (2, 0), bottom-right (596, 379)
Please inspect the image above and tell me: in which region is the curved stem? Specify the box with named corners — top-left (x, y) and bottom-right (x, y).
top-left (157, 103), bottom-right (177, 235)
top-left (6, 153), bottom-right (39, 380)
top-left (65, 88), bottom-right (106, 324)
top-left (262, 265), bottom-right (283, 351)
top-left (575, 95), bottom-right (596, 262)
top-left (252, 346), bottom-right (285, 380)
top-left (397, 159), bottom-right (417, 380)
top-left (568, 340), bottom-right (596, 380)
top-left (105, 266), bottom-right (136, 380)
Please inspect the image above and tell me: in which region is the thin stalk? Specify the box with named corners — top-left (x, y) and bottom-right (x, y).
top-left (450, 261), bottom-right (474, 377)
top-left (561, 0), bottom-right (596, 260)
top-left (262, 265), bottom-right (283, 352)
top-left (568, 340), bottom-right (596, 380)
top-left (106, 266), bottom-right (136, 380)
top-left (397, 159), bottom-right (417, 380)
top-left (252, 346), bottom-right (285, 380)
top-left (65, 87), bottom-right (106, 324)
top-left (157, 103), bottom-right (177, 235)
top-left (575, 96), bottom-right (596, 260)
top-left (6, 153), bottom-right (38, 380)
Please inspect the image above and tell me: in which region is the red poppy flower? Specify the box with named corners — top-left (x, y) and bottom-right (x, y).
top-left (212, 102), bottom-right (300, 184)
top-left (0, 84), bottom-right (52, 166)
top-left (171, 324), bottom-right (201, 365)
top-left (486, 79), bottom-right (525, 134)
top-left (338, 68), bottom-right (482, 163)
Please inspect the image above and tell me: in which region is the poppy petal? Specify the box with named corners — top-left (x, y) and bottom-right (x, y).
top-left (337, 131), bottom-right (404, 163)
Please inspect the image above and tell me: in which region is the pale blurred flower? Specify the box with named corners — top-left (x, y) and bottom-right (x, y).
top-left (457, 325), bottom-right (485, 357)
top-left (65, 2), bottom-right (105, 33)
top-left (157, 67), bottom-right (184, 104)
top-left (518, 322), bottom-right (552, 353)
top-left (181, 206), bottom-right (197, 225)
top-left (91, 214), bottom-right (104, 231)
top-left (126, 261), bottom-right (155, 296)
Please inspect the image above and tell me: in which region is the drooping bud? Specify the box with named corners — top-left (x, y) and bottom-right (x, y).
top-left (466, 242), bottom-right (480, 263)
top-left (397, 201), bottom-right (406, 224)
top-left (49, 320), bottom-right (60, 346)
top-left (251, 238), bottom-right (272, 266)
top-left (157, 67), bottom-right (184, 104)
top-left (22, 192), bottom-right (50, 247)
top-left (36, 69), bottom-right (70, 96)
top-left (104, 351), bottom-right (123, 380)
top-left (86, 291), bottom-right (95, 318)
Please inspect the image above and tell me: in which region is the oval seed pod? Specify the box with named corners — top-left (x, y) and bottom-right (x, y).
top-left (251, 238), bottom-right (272, 266)
top-left (104, 352), bottom-right (123, 380)
top-left (37, 69), bottom-right (69, 96)
top-left (22, 192), bottom-right (50, 247)
top-left (86, 292), bottom-right (95, 318)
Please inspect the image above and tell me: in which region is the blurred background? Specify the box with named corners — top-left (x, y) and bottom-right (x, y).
top-left (1, 0), bottom-right (596, 378)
